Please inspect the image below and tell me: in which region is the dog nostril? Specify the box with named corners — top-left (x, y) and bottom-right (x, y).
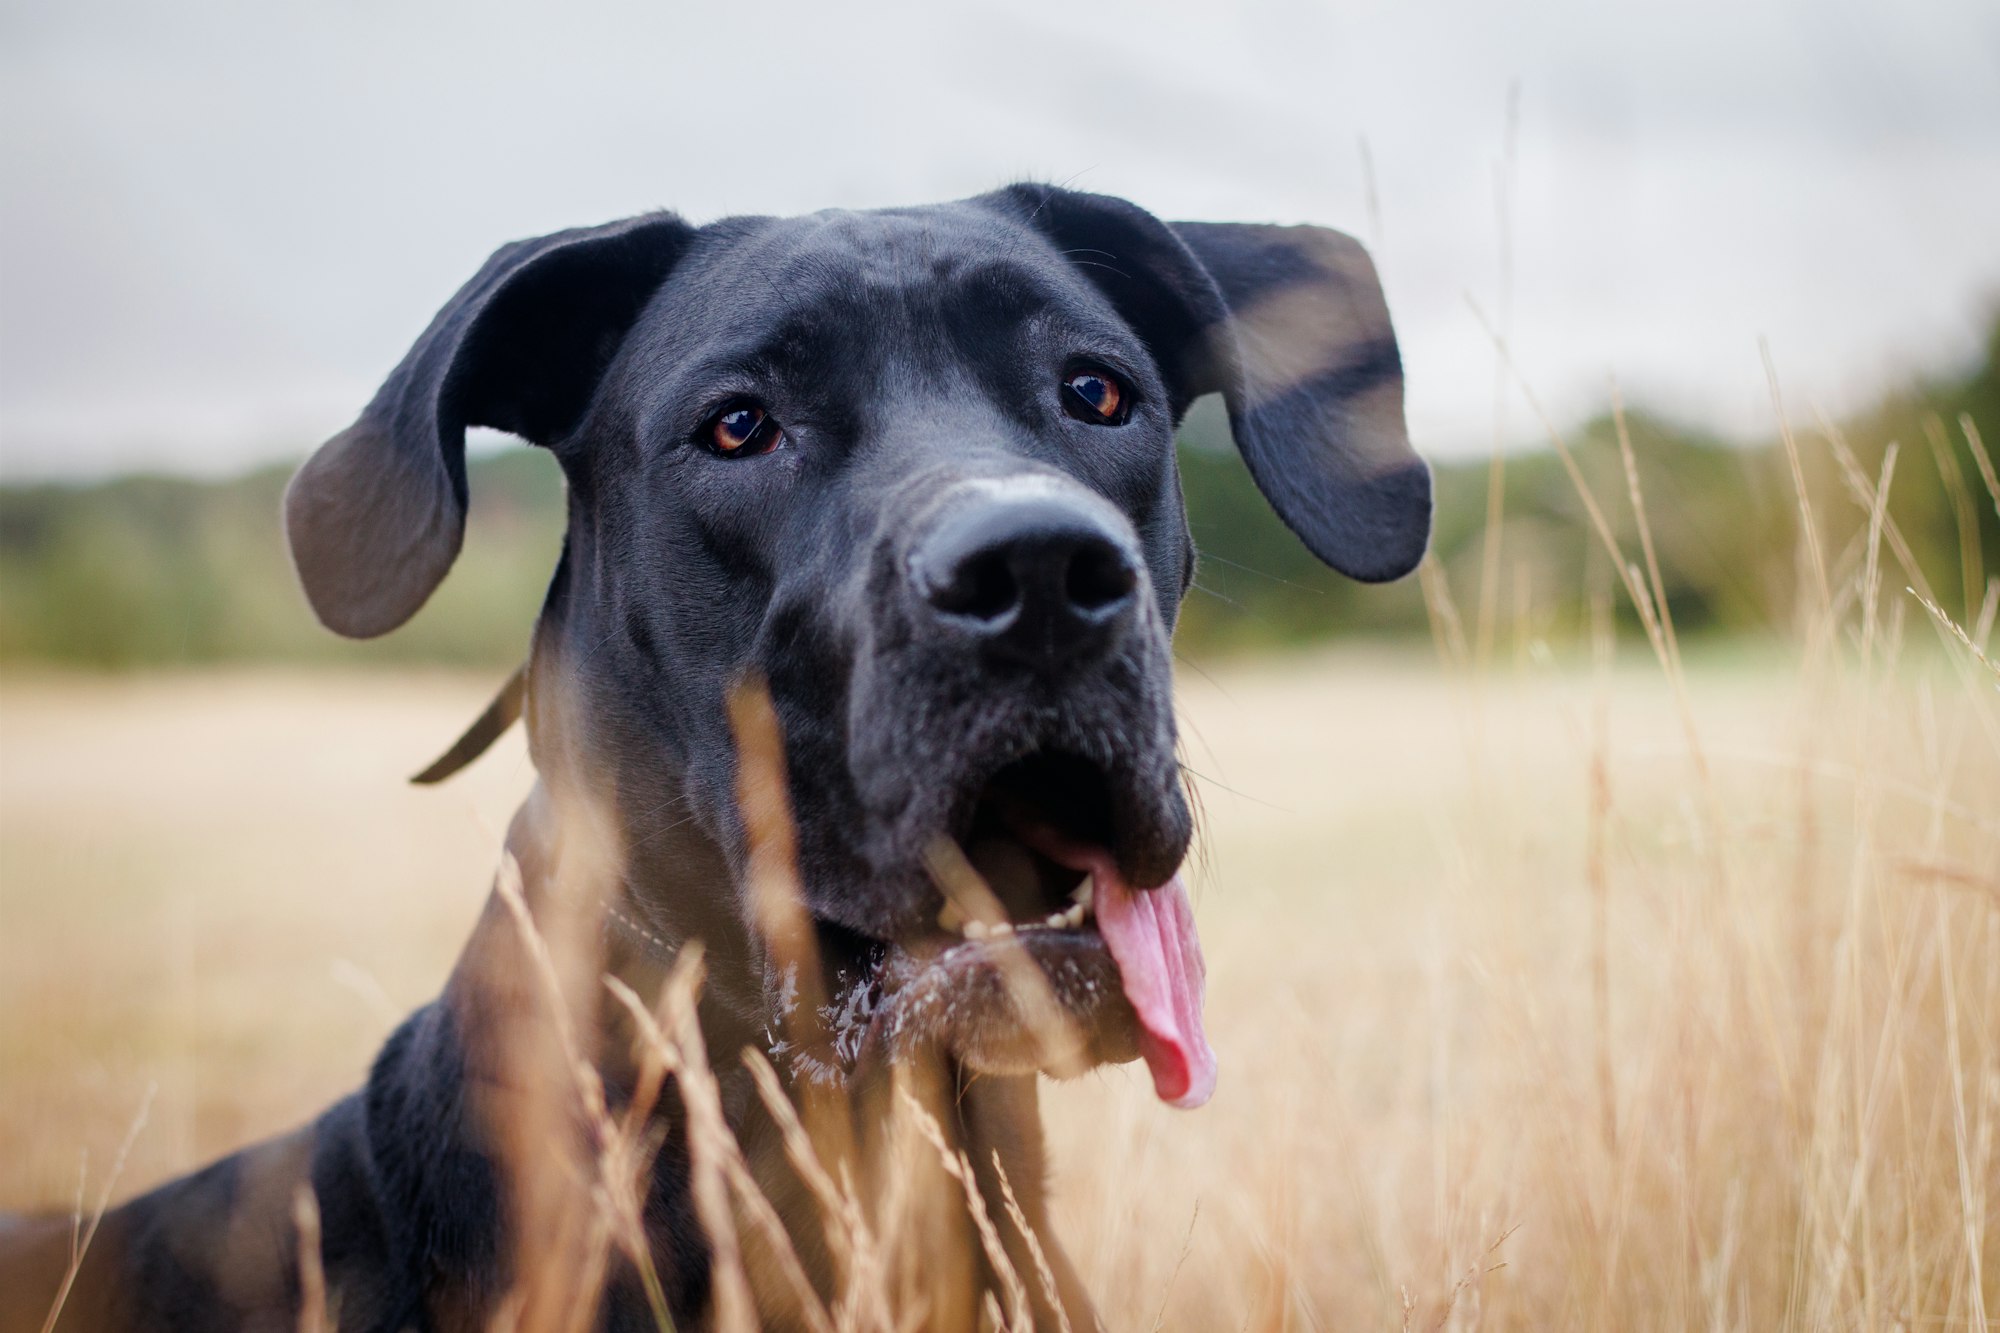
top-left (1065, 542), bottom-right (1138, 614)
top-left (913, 493), bottom-right (1143, 654)
top-left (931, 550), bottom-right (1021, 622)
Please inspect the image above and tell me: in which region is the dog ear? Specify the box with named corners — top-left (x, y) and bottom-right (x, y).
top-left (285, 213), bottom-right (696, 637)
top-left (991, 186), bottom-right (1430, 583)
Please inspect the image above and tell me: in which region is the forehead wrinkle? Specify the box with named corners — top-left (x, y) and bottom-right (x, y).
top-left (677, 305), bottom-right (865, 394)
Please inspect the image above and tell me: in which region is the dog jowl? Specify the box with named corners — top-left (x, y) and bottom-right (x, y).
top-left (0, 185), bottom-right (1427, 1333)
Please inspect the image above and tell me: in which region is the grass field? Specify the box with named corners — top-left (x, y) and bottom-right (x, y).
top-left (3, 628), bottom-right (1994, 1328)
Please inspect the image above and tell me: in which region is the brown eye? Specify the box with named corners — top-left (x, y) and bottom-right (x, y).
top-left (1061, 367), bottom-right (1130, 425)
top-left (706, 402), bottom-right (783, 457)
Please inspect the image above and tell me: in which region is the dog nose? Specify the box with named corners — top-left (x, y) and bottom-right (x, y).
top-left (912, 494), bottom-right (1141, 668)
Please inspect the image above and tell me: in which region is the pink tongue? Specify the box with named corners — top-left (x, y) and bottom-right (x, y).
top-left (1092, 869), bottom-right (1217, 1109)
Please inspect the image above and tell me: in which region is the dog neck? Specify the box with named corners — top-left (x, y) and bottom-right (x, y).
top-left (446, 780), bottom-right (1095, 1329)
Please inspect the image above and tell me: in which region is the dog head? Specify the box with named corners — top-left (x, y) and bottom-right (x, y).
top-left (284, 186), bottom-right (1428, 1106)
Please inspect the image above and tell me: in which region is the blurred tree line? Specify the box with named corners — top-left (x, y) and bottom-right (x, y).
top-left (3, 313), bottom-right (1994, 670)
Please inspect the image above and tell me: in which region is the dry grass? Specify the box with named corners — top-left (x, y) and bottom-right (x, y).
top-left (4, 525), bottom-right (1999, 1327)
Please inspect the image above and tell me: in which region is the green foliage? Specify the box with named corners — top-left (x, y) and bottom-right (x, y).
top-left (0, 452), bottom-right (567, 668)
top-left (2, 316), bottom-right (1994, 669)
top-left (1183, 312), bottom-right (1999, 651)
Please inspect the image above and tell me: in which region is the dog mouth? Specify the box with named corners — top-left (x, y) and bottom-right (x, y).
top-left (802, 752), bottom-right (1215, 1109)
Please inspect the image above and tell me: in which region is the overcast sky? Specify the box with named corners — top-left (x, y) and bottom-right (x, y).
top-left (2, 0), bottom-right (1996, 480)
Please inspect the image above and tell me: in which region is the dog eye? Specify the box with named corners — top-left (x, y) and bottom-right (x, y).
top-left (1060, 367), bottom-right (1131, 426)
top-left (705, 402), bottom-right (784, 458)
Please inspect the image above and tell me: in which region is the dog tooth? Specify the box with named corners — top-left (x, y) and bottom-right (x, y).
top-left (1062, 903), bottom-right (1087, 928)
top-left (989, 921), bottom-right (1013, 938)
top-left (1044, 911), bottom-right (1066, 928)
top-left (963, 920), bottom-right (989, 940)
top-left (1071, 880), bottom-right (1094, 912)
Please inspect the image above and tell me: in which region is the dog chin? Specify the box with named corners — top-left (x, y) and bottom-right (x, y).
top-left (864, 927), bottom-right (1143, 1076)
top-left (785, 747), bottom-right (1216, 1108)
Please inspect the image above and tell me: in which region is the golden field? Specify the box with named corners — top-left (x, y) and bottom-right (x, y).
top-left (2, 627), bottom-right (1994, 1329)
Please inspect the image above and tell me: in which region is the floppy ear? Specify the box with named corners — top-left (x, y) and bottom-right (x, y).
top-left (285, 213), bottom-right (696, 637)
top-left (991, 186), bottom-right (1430, 582)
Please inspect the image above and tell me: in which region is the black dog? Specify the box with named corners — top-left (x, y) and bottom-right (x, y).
top-left (0, 185), bottom-right (1428, 1332)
